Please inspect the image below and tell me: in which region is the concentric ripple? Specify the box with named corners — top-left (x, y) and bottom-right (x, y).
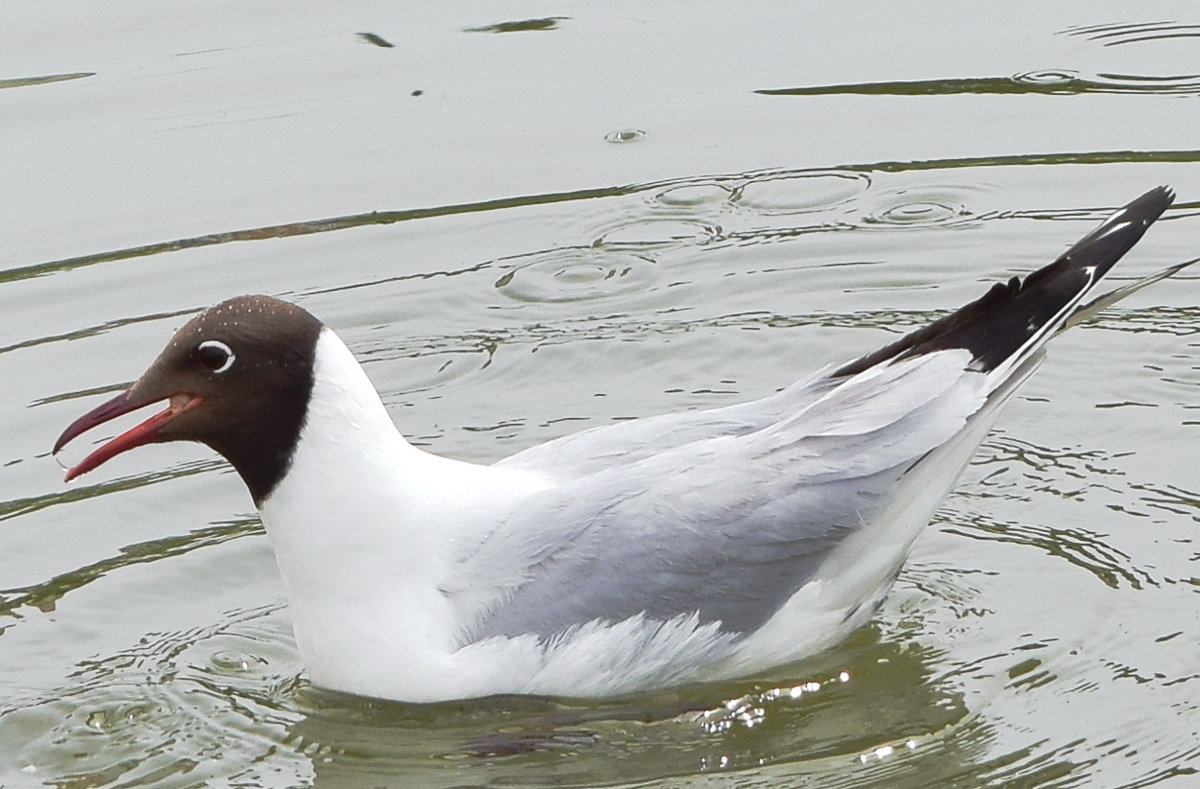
top-left (651, 183), bottom-right (733, 208)
top-left (494, 248), bottom-right (660, 303)
top-left (595, 218), bottom-right (718, 248)
top-left (858, 186), bottom-right (981, 229)
top-left (1062, 20), bottom-right (1200, 47)
top-left (1012, 68), bottom-right (1080, 88)
top-left (733, 171), bottom-right (871, 215)
top-left (1, 606), bottom-right (307, 787)
top-left (1010, 67), bottom-right (1200, 96)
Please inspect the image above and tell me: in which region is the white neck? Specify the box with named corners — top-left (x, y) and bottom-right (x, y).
top-left (258, 328), bottom-right (544, 699)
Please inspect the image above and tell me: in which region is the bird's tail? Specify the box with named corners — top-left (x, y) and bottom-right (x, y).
top-left (1061, 255), bottom-right (1198, 331)
top-left (835, 187), bottom-right (1187, 391)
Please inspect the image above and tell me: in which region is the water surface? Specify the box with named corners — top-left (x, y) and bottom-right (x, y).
top-left (2, 2), bottom-right (1198, 787)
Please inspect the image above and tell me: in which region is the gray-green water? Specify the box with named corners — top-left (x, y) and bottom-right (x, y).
top-left (2, 3), bottom-right (1198, 787)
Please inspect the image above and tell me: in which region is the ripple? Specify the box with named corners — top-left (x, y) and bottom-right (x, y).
top-left (1063, 20), bottom-right (1200, 48)
top-left (1013, 69), bottom-right (1200, 96)
top-left (3, 607), bottom-right (307, 788)
top-left (595, 218), bottom-right (717, 247)
top-left (859, 186), bottom-right (979, 229)
top-left (875, 201), bottom-right (960, 225)
top-left (494, 248), bottom-right (660, 303)
top-left (651, 183), bottom-right (732, 208)
top-left (733, 171), bottom-right (870, 215)
top-left (941, 451), bottom-right (1159, 592)
top-left (1088, 71), bottom-right (1200, 95)
top-left (1053, 21), bottom-right (1200, 94)
top-left (1012, 68), bottom-right (1080, 88)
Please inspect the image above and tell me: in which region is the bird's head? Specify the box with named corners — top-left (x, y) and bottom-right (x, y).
top-left (54, 295), bottom-right (323, 502)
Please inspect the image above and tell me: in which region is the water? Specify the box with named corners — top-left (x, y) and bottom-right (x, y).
top-left (2, 2), bottom-right (1198, 787)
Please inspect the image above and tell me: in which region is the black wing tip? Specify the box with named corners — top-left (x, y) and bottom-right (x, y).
top-left (1125, 185), bottom-right (1174, 222)
top-left (832, 186), bottom-right (1176, 379)
top-left (1054, 185), bottom-right (1174, 282)
top-left (1109, 185), bottom-right (1174, 235)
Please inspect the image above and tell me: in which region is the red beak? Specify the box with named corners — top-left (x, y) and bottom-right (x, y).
top-left (53, 390), bottom-right (204, 481)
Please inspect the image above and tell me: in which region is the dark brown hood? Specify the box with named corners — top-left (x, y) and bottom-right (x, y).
top-left (54, 295), bottom-right (323, 504)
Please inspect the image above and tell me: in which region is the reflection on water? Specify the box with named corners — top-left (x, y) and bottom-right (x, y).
top-left (757, 70), bottom-right (1200, 97)
top-left (464, 17), bottom-right (568, 34)
top-left (0, 510), bottom-right (251, 618)
top-left (0, 72), bottom-right (94, 90)
top-left (281, 627), bottom-right (976, 788)
top-left (6, 155), bottom-right (1195, 291)
top-left (764, 20), bottom-right (1200, 98)
top-left (2, 612), bottom-right (980, 788)
top-left (355, 32), bottom-right (394, 49)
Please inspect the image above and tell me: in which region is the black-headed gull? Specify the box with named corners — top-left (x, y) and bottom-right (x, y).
top-left (55, 187), bottom-right (1188, 702)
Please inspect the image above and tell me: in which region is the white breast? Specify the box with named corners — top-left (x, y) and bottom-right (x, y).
top-left (259, 328), bottom-right (553, 700)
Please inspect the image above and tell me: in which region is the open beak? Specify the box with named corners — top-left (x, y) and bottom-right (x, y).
top-left (53, 390), bottom-right (204, 481)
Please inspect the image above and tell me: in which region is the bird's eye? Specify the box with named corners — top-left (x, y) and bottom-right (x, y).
top-left (193, 340), bottom-right (235, 374)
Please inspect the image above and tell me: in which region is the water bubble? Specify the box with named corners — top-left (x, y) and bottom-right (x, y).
top-left (85, 710), bottom-right (109, 732)
top-left (604, 129), bottom-right (646, 144)
top-left (211, 649), bottom-right (255, 672)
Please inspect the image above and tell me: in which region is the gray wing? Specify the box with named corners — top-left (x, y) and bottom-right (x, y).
top-left (464, 188), bottom-right (1183, 643)
top-left (494, 367), bottom-right (839, 482)
top-left (455, 350), bottom-right (984, 641)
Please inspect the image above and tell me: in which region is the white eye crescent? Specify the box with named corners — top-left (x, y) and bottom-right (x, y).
top-left (194, 340), bottom-right (236, 374)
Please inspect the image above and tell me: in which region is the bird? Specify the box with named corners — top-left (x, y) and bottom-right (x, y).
top-left (54, 187), bottom-right (1189, 703)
